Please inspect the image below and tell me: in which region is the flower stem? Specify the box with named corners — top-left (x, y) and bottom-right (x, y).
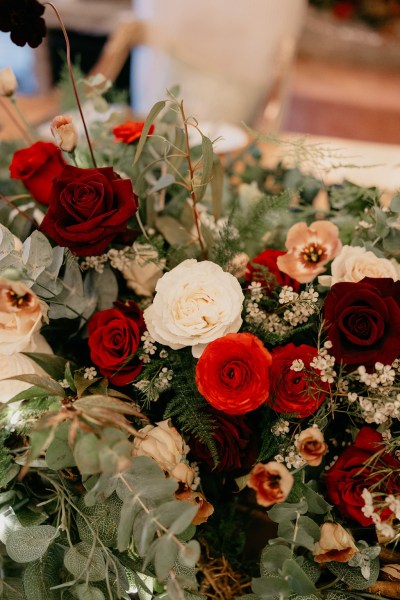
top-left (0, 98), bottom-right (34, 145)
top-left (0, 193), bottom-right (37, 227)
top-left (180, 102), bottom-right (205, 254)
top-left (43, 2), bottom-right (97, 168)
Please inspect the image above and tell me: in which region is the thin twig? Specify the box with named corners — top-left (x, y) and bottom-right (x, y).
top-left (0, 98), bottom-right (34, 144)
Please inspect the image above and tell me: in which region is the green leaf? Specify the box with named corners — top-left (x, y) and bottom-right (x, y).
top-left (64, 362), bottom-right (76, 393)
top-left (303, 483), bottom-right (331, 514)
top-left (297, 516), bottom-right (320, 541)
top-left (260, 544), bottom-right (292, 575)
top-left (1, 577), bottom-right (27, 600)
top-left (77, 493), bottom-right (122, 547)
top-left (134, 100), bottom-right (166, 164)
top-left (195, 134), bottom-right (214, 202)
top-left (23, 545), bottom-right (65, 600)
top-left (210, 158), bottom-right (224, 221)
top-left (4, 386), bottom-right (55, 405)
top-left (4, 375), bottom-right (65, 397)
top-left (156, 501), bottom-right (198, 535)
top-left (22, 353), bottom-right (70, 381)
top-left (252, 576), bottom-right (292, 598)
top-left (154, 536), bottom-right (179, 581)
top-left (281, 559), bottom-right (318, 596)
top-left (390, 193), bottom-right (400, 212)
top-left (149, 174), bottom-right (176, 194)
top-left (64, 543), bottom-right (106, 582)
top-left (46, 422), bottom-right (75, 471)
top-left (74, 584), bottom-right (105, 600)
top-left (268, 499), bottom-right (308, 523)
top-left (328, 557), bottom-right (380, 590)
top-left (178, 540), bottom-right (201, 568)
top-left (73, 433), bottom-right (101, 475)
top-left (155, 215), bottom-right (193, 247)
top-left (6, 525), bottom-right (59, 563)
top-left (117, 497), bottom-right (142, 552)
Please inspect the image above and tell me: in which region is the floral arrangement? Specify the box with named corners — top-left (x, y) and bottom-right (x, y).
top-left (2, 2), bottom-right (400, 600)
top-left (309, 0), bottom-right (400, 29)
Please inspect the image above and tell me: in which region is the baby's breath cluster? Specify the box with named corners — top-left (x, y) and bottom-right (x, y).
top-left (280, 286), bottom-right (319, 327)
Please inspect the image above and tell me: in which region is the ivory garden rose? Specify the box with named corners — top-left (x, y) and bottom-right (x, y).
top-left (319, 245), bottom-right (400, 287)
top-left (143, 259), bottom-right (244, 357)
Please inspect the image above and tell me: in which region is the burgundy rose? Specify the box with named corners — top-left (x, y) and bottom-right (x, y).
top-left (88, 301), bottom-right (144, 386)
top-left (191, 410), bottom-right (258, 472)
top-left (267, 343), bottom-right (329, 418)
top-left (40, 165), bottom-right (138, 256)
top-left (324, 278), bottom-right (400, 369)
top-left (245, 249), bottom-right (300, 293)
top-left (325, 427), bottom-right (400, 526)
top-left (9, 141), bottom-right (66, 205)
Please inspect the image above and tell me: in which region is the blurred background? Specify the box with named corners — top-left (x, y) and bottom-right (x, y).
top-left (1, 0), bottom-right (400, 144)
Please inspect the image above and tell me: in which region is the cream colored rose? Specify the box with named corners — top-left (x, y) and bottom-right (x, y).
top-left (122, 243), bottom-right (165, 297)
top-left (319, 245), bottom-right (400, 287)
top-left (0, 67), bottom-right (17, 97)
top-left (132, 419), bottom-right (194, 485)
top-left (314, 522), bottom-right (358, 563)
top-left (144, 259), bottom-right (244, 357)
top-left (0, 278), bottom-right (48, 355)
top-left (51, 115), bottom-right (78, 153)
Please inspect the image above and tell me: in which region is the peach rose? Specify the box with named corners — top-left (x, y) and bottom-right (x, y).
top-left (295, 427), bottom-right (328, 467)
top-left (247, 461), bottom-right (293, 507)
top-left (313, 522), bottom-right (358, 563)
top-left (176, 489), bottom-right (214, 525)
top-left (277, 221), bottom-right (342, 284)
top-left (51, 115), bottom-right (78, 153)
top-left (0, 67), bottom-right (17, 97)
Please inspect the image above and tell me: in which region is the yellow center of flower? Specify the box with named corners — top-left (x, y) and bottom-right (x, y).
top-left (6, 289), bottom-right (32, 308)
top-left (301, 243), bottom-right (325, 265)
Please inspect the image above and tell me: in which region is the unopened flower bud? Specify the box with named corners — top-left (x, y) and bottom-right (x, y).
top-left (0, 67), bottom-right (17, 97)
top-left (51, 115), bottom-right (78, 153)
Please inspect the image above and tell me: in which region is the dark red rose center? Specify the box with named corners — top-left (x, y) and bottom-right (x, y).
top-left (340, 306), bottom-right (384, 345)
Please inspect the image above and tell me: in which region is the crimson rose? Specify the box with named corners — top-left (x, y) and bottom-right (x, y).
top-left (267, 344), bottom-right (328, 418)
top-left (246, 249), bottom-right (300, 293)
top-left (191, 410), bottom-right (258, 472)
top-left (324, 278), bottom-right (400, 369)
top-left (9, 141), bottom-right (66, 205)
top-left (88, 301), bottom-right (144, 386)
top-left (40, 165), bottom-right (138, 256)
top-left (195, 332), bottom-right (272, 415)
top-left (325, 427), bottom-right (400, 526)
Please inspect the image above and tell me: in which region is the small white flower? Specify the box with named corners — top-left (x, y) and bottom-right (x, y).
top-left (84, 367), bottom-right (97, 381)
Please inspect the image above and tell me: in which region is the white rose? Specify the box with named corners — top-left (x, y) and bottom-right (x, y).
top-left (144, 259), bottom-right (244, 357)
top-left (0, 278), bottom-right (49, 354)
top-left (319, 245), bottom-right (400, 287)
top-left (121, 243), bottom-right (165, 297)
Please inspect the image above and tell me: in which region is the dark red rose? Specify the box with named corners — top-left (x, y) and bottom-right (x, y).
top-left (0, 0), bottom-right (46, 48)
top-left (9, 141), bottom-right (66, 205)
top-left (325, 427), bottom-right (400, 526)
top-left (40, 165), bottom-right (138, 256)
top-left (113, 122), bottom-right (155, 144)
top-left (195, 333), bottom-right (272, 415)
top-left (324, 278), bottom-right (400, 370)
top-left (88, 300), bottom-right (145, 386)
top-left (245, 249), bottom-right (300, 293)
top-left (191, 410), bottom-right (258, 472)
top-left (333, 2), bottom-right (356, 20)
top-left (267, 343), bottom-right (329, 418)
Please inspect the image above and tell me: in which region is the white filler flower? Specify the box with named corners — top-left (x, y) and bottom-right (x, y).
top-left (144, 259), bottom-right (244, 357)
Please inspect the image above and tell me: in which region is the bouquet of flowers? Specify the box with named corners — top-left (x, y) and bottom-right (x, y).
top-left (2, 2), bottom-right (400, 599)
top-left (309, 0), bottom-right (400, 29)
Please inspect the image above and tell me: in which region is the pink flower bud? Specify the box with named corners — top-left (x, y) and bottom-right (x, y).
top-left (0, 67), bottom-right (17, 97)
top-left (50, 115), bottom-right (78, 153)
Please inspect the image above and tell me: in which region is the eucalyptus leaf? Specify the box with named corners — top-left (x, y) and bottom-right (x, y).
top-left (64, 543), bottom-right (106, 582)
top-left (195, 134), bottom-right (214, 203)
top-left (23, 545), bottom-right (64, 600)
top-left (73, 433), bottom-right (102, 475)
top-left (77, 493), bottom-right (122, 547)
top-left (328, 556), bottom-right (380, 590)
top-left (134, 100), bottom-right (166, 164)
top-left (261, 544), bottom-right (292, 576)
top-left (178, 540), bottom-right (201, 567)
top-left (46, 422), bottom-right (75, 471)
top-left (268, 499), bottom-right (308, 523)
top-left (281, 558), bottom-right (318, 596)
top-left (154, 535), bottom-right (179, 581)
top-left (22, 353), bottom-right (70, 381)
top-left (252, 576), bottom-right (292, 598)
top-left (74, 584), bottom-right (105, 600)
top-left (6, 525), bottom-right (58, 563)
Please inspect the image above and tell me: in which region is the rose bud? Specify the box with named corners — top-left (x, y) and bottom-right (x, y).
top-left (313, 522), bottom-right (358, 563)
top-left (295, 426), bottom-right (328, 467)
top-left (0, 67), bottom-right (17, 97)
top-left (175, 490), bottom-right (214, 525)
top-left (247, 461), bottom-right (294, 507)
top-left (51, 115), bottom-right (78, 153)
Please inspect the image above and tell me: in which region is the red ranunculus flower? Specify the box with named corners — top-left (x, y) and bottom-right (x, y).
top-left (88, 301), bottom-right (145, 386)
top-left (324, 278), bottom-right (400, 370)
top-left (267, 344), bottom-right (328, 418)
top-left (113, 122), bottom-right (155, 144)
top-left (245, 249), bottom-right (300, 293)
top-left (40, 165), bottom-right (138, 256)
top-left (191, 410), bottom-right (258, 472)
top-left (195, 332), bottom-right (272, 415)
top-left (325, 427), bottom-right (400, 526)
top-left (9, 141), bottom-right (66, 205)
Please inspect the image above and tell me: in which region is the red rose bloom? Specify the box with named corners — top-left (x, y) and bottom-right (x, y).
top-left (324, 278), bottom-right (400, 370)
top-left (40, 165), bottom-right (138, 256)
top-left (195, 332), bottom-right (272, 415)
top-left (333, 2), bottom-right (356, 20)
top-left (113, 122), bottom-right (155, 144)
top-left (245, 249), bottom-right (300, 293)
top-left (267, 344), bottom-right (328, 418)
top-left (325, 427), bottom-right (400, 526)
top-left (191, 410), bottom-right (258, 472)
top-left (9, 141), bottom-right (66, 205)
top-left (88, 301), bottom-right (145, 386)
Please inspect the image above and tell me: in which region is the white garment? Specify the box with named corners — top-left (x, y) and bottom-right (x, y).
top-left (131, 0), bottom-right (307, 125)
